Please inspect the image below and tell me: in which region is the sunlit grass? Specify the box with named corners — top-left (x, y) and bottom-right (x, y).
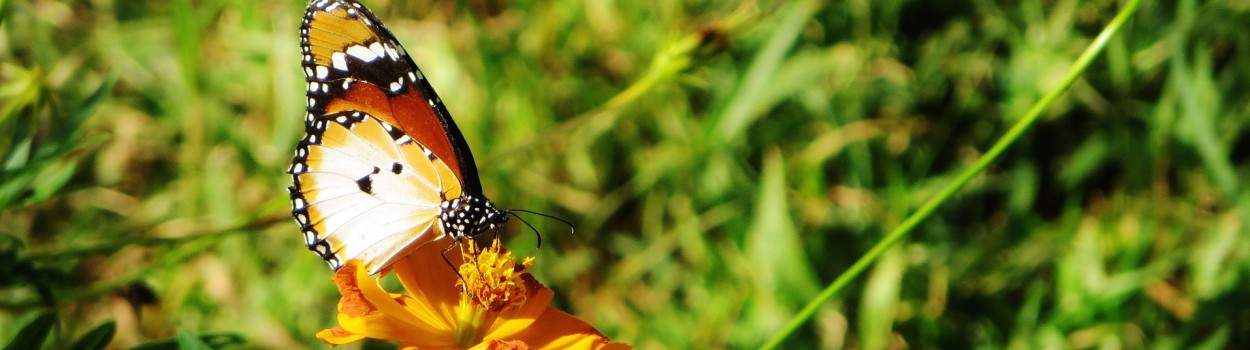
top-left (2, 0), bottom-right (1249, 349)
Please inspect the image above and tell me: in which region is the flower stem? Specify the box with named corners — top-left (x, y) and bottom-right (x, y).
top-left (758, 0), bottom-right (1143, 348)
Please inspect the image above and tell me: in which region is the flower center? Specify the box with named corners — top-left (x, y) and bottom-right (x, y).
top-left (453, 238), bottom-right (534, 348)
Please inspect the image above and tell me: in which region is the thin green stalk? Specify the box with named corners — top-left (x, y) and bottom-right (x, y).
top-left (23, 214), bottom-right (284, 261)
top-left (0, 216), bottom-right (285, 310)
top-left (759, 0), bottom-right (1142, 348)
top-left (481, 33), bottom-right (698, 165)
top-left (485, 5), bottom-right (755, 164)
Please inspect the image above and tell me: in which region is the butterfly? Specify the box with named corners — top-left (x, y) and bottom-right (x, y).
top-left (289, 0), bottom-right (508, 275)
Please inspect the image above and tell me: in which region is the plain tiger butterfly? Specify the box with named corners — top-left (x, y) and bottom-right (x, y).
top-left (289, 0), bottom-right (508, 275)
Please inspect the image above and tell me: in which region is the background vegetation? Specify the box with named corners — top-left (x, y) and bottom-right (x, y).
top-left (2, 0), bottom-right (1248, 348)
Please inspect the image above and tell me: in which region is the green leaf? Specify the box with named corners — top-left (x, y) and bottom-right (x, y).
top-left (0, 169), bottom-right (35, 208)
top-left (29, 160), bottom-right (77, 203)
top-left (34, 75), bottom-right (115, 160)
top-left (739, 149), bottom-right (819, 344)
top-left (1059, 136), bottom-right (1108, 190)
top-left (711, 0), bottom-right (818, 142)
top-left (859, 248), bottom-right (904, 350)
top-left (130, 332), bottom-right (245, 350)
top-left (0, 76), bottom-right (114, 208)
top-left (0, 0), bottom-right (9, 25)
top-left (176, 331), bottom-right (213, 350)
top-left (68, 321), bottom-right (115, 350)
top-left (4, 312), bottom-right (56, 350)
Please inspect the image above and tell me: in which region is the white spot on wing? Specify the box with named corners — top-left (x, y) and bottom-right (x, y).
top-left (316, 65), bottom-right (329, 79)
top-left (386, 44), bottom-right (400, 60)
top-left (331, 52), bottom-right (349, 70)
top-left (369, 42), bottom-right (387, 58)
top-left (347, 45), bottom-right (380, 62)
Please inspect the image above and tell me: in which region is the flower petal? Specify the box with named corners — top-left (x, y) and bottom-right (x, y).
top-left (315, 326), bottom-right (364, 345)
top-left (332, 260), bottom-right (453, 347)
top-left (474, 339), bottom-right (531, 350)
top-left (394, 245), bottom-right (463, 329)
top-left (484, 275), bottom-right (552, 339)
top-left (503, 307), bottom-right (631, 350)
top-left (479, 275), bottom-right (629, 349)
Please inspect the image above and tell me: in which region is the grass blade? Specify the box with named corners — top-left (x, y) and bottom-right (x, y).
top-left (3, 312), bottom-right (55, 350)
top-left (68, 321), bottom-right (116, 350)
top-left (759, 0), bottom-right (1144, 347)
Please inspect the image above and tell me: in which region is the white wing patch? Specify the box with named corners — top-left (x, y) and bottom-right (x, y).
top-left (290, 111), bottom-right (458, 274)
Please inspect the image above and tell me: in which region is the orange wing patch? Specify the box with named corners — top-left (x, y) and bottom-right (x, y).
top-left (300, 0), bottom-right (465, 179)
top-left (304, 3), bottom-right (382, 69)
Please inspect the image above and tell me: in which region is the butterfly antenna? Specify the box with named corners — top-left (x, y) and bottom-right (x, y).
top-left (507, 211), bottom-right (542, 249)
top-left (509, 209), bottom-right (576, 236)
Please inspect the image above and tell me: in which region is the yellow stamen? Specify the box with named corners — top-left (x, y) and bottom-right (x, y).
top-left (458, 239), bottom-right (533, 311)
top-left (453, 239), bottom-right (535, 348)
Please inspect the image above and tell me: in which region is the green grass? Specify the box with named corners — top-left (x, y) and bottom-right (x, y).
top-left (2, 0), bottom-right (1250, 349)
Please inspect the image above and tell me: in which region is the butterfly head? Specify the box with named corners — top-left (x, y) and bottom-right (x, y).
top-left (439, 195), bottom-right (509, 239)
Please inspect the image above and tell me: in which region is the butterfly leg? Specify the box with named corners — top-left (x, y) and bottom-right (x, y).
top-left (440, 238), bottom-right (465, 285)
top-left (465, 238), bottom-right (487, 285)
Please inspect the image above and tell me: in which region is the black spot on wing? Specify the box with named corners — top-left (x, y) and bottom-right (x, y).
top-left (391, 162), bottom-right (403, 174)
top-left (357, 175), bottom-right (373, 194)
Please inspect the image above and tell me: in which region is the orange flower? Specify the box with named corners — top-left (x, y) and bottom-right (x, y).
top-left (316, 238), bottom-right (630, 350)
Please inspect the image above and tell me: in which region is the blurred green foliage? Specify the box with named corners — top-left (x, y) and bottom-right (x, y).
top-left (1, 0), bottom-right (1248, 349)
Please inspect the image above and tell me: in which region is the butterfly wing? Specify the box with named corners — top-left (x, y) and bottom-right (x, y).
top-left (300, 0), bottom-right (483, 194)
top-left (290, 111), bottom-right (463, 274)
top-left (293, 0), bottom-right (509, 274)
